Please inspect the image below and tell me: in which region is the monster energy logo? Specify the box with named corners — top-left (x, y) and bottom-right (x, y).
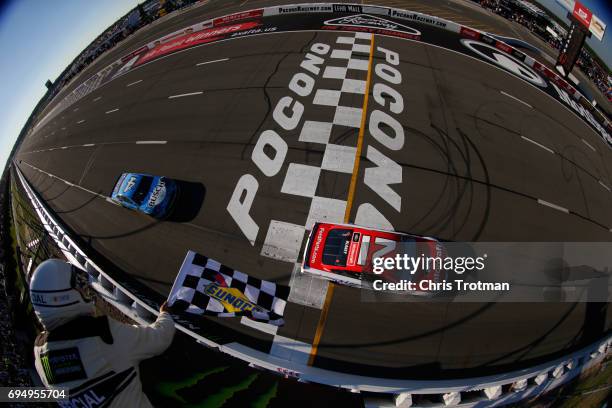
top-left (41, 353), bottom-right (55, 384)
top-left (39, 348), bottom-right (86, 384)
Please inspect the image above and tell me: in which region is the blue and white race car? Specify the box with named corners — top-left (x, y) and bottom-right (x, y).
top-left (110, 173), bottom-right (178, 219)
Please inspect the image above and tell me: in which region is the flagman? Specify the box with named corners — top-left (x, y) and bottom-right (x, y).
top-left (31, 259), bottom-right (175, 407)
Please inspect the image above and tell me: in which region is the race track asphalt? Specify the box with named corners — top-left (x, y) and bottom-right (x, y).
top-left (14, 1), bottom-right (612, 380)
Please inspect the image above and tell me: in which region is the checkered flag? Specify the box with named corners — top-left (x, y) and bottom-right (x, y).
top-left (168, 251), bottom-right (290, 326)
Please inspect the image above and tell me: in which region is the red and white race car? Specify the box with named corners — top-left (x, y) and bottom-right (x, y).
top-left (301, 222), bottom-right (447, 293)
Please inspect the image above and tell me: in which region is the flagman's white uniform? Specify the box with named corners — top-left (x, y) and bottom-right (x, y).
top-left (31, 259), bottom-right (175, 408)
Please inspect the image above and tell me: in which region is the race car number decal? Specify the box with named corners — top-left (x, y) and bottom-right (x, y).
top-left (124, 177), bottom-right (137, 193)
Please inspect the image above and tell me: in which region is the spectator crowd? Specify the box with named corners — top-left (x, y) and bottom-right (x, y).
top-left (474, 0), bottom-right (611, 102)
top-left (48, 0), bottom-right (201, 103)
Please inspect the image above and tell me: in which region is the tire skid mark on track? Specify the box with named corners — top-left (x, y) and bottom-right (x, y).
top-left (78, 146), bottom-right (101, 186)
top-left (393, 158), bottom-right (611, 232)
top-left (240, 33), bottom-right (319, 161)
top-left (473, 115), bottom-right (611, 190)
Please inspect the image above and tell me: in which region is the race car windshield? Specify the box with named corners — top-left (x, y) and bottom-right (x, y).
top-left (132, 176), bottom-right (154, 205)
top-left (322, 229), bottom-right (352, 266)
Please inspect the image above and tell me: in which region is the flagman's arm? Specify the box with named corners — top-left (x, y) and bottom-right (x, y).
top-left (109, 302), bottom-right (176, 363)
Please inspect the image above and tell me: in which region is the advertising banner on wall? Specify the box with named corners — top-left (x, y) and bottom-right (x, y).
top-left (572, 1), bottom-right (593, 28)
top-left (589, 14), bottom-right (607, 41)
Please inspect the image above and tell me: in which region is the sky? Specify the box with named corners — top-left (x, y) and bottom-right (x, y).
top-left (0, 0), bottom-right (140, 172)
top-left (534, 0), bottom-right (611, 68)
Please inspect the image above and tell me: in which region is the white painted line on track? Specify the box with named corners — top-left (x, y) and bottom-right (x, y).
top-left (126, 79), bottom-right (143, 87)
top-left (77, 120), bottom-right (86, 124)
top-left (135, 140), bottom-right (167, 145)
top-left (240, 316), bottom-right (278, 335)
top-left (537, 199), bottom-right (569, 214)
top-left (25, 139), bottom-right (166, 154)
top-left (93, 96), bottom-right (102, 101)
top-left (105, 108), bottom-right (119, 114)
top-left (106, 197), bottom-right (120, 206)
top-left (500, 91), bottom-right (532, 108)
top-left (61, 147), bottom-right (68, 150)
top-left (581, 138), bottom-right (596, 152)
top-left (520, 136), bottom-right (555, 154)
top-left (168, 91), bottom-right (203, 99)
top-left (599, 180), bottom-right (611, 192)
top-left (21, 161), bottom-right (109, 201)
top-left (196, 58), bottom-right (229, 66)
